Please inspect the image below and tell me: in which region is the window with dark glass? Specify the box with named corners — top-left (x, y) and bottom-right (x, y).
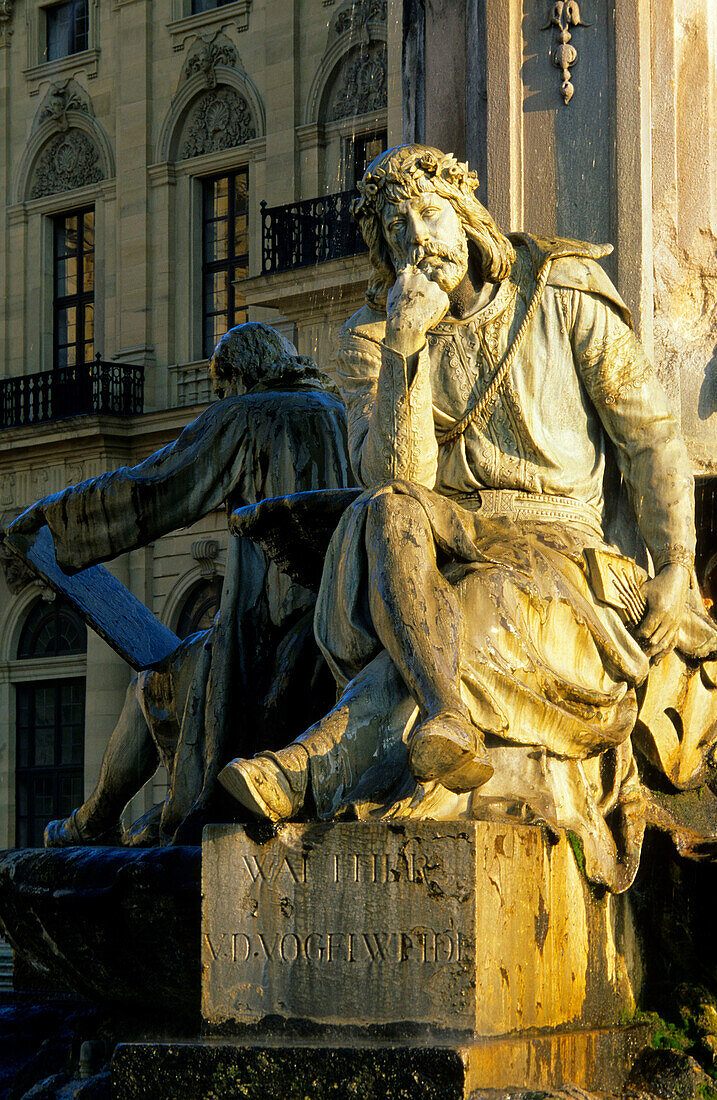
top-left (53, 208), bottom-right (94, 370)
top-left (202, 169), bottom-right (249, 358)
top-left (352, 130), bottom-right (387, 186)
top-left (18, 599), bottom-right (88, 659)
top-left (15, 599), bottom-right (87, 849)
top-left (192, 0), bottom-right (234, 11)
top-left (16, 680), bottom-right (85, 848)
top-left (45, 0), bottom-right (89, 62)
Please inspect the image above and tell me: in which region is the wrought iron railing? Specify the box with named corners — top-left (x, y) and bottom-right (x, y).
top-left (0, 355), bottom-right (144, 429)
top-left (260, 190), bottom-right (367, 274)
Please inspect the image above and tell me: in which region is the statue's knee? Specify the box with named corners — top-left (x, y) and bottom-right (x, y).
top-left (365, 489), bottom-right (428, 544)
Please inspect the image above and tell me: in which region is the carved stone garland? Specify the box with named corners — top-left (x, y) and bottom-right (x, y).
top-left (30, 129), bottom-right (104, 200)
top-left (326, 40), bottom-right (387, 122)
top-left (333, 0), bottom-right (387, 36)
top-left (180, 87), bottom-right (256, 158)
top-left (182, 33), bottom-right (239, 90)
top-left (542, 0), bottom-right (589, 104)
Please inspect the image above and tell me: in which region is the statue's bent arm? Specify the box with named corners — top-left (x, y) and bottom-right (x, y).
top-left (336, 328), bottom-right (438, 490)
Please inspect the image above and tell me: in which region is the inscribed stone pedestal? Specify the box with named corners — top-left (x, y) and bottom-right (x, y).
top-left (202, 821), bottom-right (640, 1036)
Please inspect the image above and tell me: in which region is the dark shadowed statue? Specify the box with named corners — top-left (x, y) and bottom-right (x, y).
top-left (5, 323), bottom-right (351, 846)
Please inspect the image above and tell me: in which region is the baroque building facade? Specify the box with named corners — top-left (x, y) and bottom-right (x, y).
top-left (0, 0), bottom-right (402, 847)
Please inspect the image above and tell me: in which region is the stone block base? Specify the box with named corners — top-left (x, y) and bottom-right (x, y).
top-left (111, 1025), bottom-right (651, 1097)
top-left (203, 821), bottom-right (641, 1035)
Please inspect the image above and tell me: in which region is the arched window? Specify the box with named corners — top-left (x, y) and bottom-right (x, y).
top-left (176, 577), bottom-right (224, 639)
top-left (15, 598), bottom-right (87, 848)
top-left (17, 597), bottom-right (87, 659)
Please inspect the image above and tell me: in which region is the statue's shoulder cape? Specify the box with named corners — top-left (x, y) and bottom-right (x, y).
top-left (511, 232), bottom-right (633, 329)
top-left (342, 233), bottom-right (633, 342)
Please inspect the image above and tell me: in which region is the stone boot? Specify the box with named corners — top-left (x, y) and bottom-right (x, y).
top-left (407, 711), bottom-right (494, 793)
top-left (218, 744), bottom-right (310, 822)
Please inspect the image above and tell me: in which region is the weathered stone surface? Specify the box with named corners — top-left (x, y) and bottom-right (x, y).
top-left (112, 1043), bottom-right (471, 1100)
top-left (202, 821), bottom-right (640, 1037)
top-left (111, 1026), bottom-right (651, 1098)
top-left (0, 847), bottom-right (201, 1021)
top-left (622, 1047), bottom-right (717, 1099)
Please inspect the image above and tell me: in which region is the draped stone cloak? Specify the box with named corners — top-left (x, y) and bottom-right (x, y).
top-left (38, 384), bottom-right (350, 841)
top-left (301, 236), bottom-right (717, 892)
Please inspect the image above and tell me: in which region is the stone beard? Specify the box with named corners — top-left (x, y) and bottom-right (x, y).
top-left (218, 145), bottom-right (717, 896)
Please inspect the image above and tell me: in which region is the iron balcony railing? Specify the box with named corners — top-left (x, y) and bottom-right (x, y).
top-left (0, 355), bottom-right (144, 429)
top-left (260, 189), bottom-right (368, 274)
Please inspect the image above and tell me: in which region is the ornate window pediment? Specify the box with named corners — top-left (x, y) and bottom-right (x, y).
top-left (181, 31), bottom-right (239, 88)
top-left (179, 86), bottom-right (257, 159)
top-left (331, 0), bottom-right (386, 37)
top-left (36, 79), bottom-right (92, 134)
top-left (29, 128), bottom-right (104, 200)
top-left (324, 40), bottom-right (387, 123)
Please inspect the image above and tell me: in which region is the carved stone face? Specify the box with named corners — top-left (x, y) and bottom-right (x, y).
top-left (380, 190), bottom-right (469, 293)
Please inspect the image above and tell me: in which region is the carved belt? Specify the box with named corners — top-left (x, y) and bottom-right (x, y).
top-left (453, 489), bottom-right (604, 536)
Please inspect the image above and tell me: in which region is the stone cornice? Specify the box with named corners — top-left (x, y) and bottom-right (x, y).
top-left (0, 404), bottom-right (209, 464)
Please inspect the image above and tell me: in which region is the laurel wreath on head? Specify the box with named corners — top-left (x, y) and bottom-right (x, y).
top-left (352, 149), bottom-right (480, 220)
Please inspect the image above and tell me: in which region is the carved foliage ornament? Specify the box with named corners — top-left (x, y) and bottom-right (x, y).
top-left (542, 0), bottom-right (589, 104)
top-left (333, 0), bottom-right (387, 36)
top-left (183, 33), bottom-right (239, 89)
top-left (39, 80), bottom-right (91, 133)
top-left (0, 0), bottom-right (14, 46)
top-left (30, 130), bottom-right (104, 200)
top-left (326, 40), bottom-right (387, 122)
top-left (180, 87), bottom-right (256, 159)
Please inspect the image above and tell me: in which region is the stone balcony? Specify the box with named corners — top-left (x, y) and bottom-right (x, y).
top-left (0, 357), bottom-right (144, 430)
top-left (260, 189), bottom-right (367, 275)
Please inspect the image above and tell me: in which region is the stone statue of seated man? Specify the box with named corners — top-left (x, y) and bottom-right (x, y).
top-left (219, 145), bottom-right (717, 894)
top-left (5, 323), bottom-right (351, 846)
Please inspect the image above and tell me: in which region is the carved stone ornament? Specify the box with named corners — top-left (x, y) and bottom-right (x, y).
top-left (180, 87), bottom-right (256, 159)
top-left (191, 538), bottom-right (220, 577)
top-left (0, 0), bottom-right (14, 46)
top-left (333, 0), bottom-right (387, 37)
top-left (326, 40), bottom-right (387, 122)
top-left (182, 33), bottom-right (239, 89)
top-left (38, 80), bottom-right (91, 133)
top-left (542, 0), bottom-right (589, 104)
top-left (30, 129), bottom-right (104, 200)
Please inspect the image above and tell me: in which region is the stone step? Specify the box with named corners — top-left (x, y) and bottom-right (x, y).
top-left (111, 1026), bottom-right (652, 1099)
